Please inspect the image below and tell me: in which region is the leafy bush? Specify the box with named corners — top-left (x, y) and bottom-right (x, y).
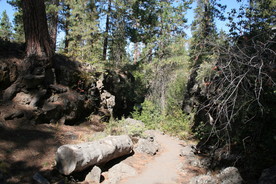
top-left (104, 118), bottom-right (146, 137)
top-left (132, 100), bottom-right (164, 130)
top-left (166, 68), bottom-right (189, 114)
top-left (160, 109), bottom-right (191, 139)
top-left (132, 100), bottom-right (191, 139)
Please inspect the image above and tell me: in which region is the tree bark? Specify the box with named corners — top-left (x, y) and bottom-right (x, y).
top-left (63, 3), bottom-right (70, 53)
top-left (22, 0), bottom-right (53, 58)
top-left (102, 0), bottom-right (111, 61)
top-left (48, 0), bottom-right (60, 51)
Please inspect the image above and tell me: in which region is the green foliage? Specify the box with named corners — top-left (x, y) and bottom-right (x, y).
top-left (193, 121), bottom-right (212, 141)
top-left (166, 66), bottom-right (189, 114)
top-left (104, 118), bottom-right (146, 137)
top-left (0, 10), bottom-right (13, 41)
top-left (195, 57), bottom-right (218, 88)
top-left (7, 0), bottom-right (25, 43)
top-left (228, 0), bottom-right (275, 36)
top-left (66, 0), bottom-right (102, 62)
top-left (132, 100), bottom-right (191, 139)
top-left (132, 100), bottom-right (163, 129)
top-left (160, 109), bottom-right (191, 139)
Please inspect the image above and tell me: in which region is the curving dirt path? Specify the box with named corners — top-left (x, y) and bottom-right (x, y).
top-left (122, 131), bottom-right (185, 184)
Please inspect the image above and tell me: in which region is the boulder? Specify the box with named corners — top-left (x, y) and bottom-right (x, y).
top-left (85, 166), bottom-right (102, 184)
top-left (107, 163), bottom-right (137, 184)
top-left (190, 174), bottom-right (219, 184)
top-left (32, 172), bottom-right (50, 184)
top-left (258, 165), bottom-right (276, 184)
top-left (134, 138), bottom-right (159, 155)
top-left (13, 92), bottom-right (32, 105)
top-left (55, 135), bottom-right (133, 175)
top-left (180, 145), bottom-right (195, 157)
top-left (217, 167), bottom-right (243, 184)
top-left (123, 118), bottom-right (145, 137)
top-left (100, 90), bottom-right (115, 113)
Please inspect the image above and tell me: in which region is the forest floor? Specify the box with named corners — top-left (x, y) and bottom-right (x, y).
top-left (0, 118), bottom-right (205, 184)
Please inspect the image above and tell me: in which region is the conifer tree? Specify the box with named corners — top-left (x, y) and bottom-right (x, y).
top-left (67, 0), bottom-right (101, 62)
top-left (183, 0), bottom-right (218, 114)
top-left (0, 10), bottom-right (13, 41)
top-left (45, 0), bottom-right (60, 51)
top-left (108, 0), bottom-right (129, 65)
top-left (8, 0), bottom-right (25, 43)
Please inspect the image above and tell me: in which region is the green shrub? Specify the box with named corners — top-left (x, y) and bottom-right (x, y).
top-left (166, 68), bottom-right (188, 114)
top-left (132, 100), bottom-right (191, 139)
top-left (132, 100), bottom-right (164, 129)
top-left (104, 118), bottom-right (146, 137)
top-left (161, 109), bottom-right (191, 139)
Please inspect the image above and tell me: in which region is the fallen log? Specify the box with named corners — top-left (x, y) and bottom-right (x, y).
top-left (55, 135), bottom-right (133, 175)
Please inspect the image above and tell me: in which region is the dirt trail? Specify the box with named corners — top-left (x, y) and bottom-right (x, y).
top-left (122, 131), bottom-right (186, 184)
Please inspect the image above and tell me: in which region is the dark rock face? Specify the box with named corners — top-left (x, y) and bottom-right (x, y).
top-left (0, 55), bottom-right (136, 125)
top-left (258, 166), bottom-right (276, 184)
top-left (103, 70), bottom-right (136, 118)
top-left (0, 61), bottom-right (18, 91)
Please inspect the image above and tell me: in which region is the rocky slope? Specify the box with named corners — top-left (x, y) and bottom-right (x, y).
top-left (0, 53), bottom-right (137, 126)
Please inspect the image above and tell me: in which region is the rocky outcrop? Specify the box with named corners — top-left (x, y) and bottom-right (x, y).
top-left (0, 55), bottom-right (136, 125)
top-left (189, 167), bottom-right (243, 184)
top-left (0, 60), bottom-right (18, 91)
top-left (258, 165), bottom-right (276, 184)
top-left (55, 135), bottom-right (133, 175)
top-left (217, 167), bottom-right (243, 184)
top-left (103, 70), bottom-right (136, 118)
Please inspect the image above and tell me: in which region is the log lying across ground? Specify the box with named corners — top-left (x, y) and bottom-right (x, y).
top-left (56, 135), bottom-right (133, 175)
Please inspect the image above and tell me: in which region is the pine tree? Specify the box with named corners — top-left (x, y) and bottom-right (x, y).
top-left (154, 0), bottom-right (191, 59)
top-left (45, 0), bottom-right (60, 51)
top-left (0, 10), bottom-right (13, 41)
top-left (183, 0), bottom-right (218, 114)
top-left (108, 0), bottom-right (129, 65)
top-left (8, 0), bottom-right (25, 43)
top-left (59, 0), bottom-right (70, 53)
top-left (189, 0), bottom-right (217, 65)
top-left (67, 0), bottom-right (101, 62)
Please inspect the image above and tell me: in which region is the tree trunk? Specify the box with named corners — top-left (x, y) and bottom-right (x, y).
top-left (63, 4), bottom-right (70, 53)
top-left (56, 135), bottom-right (133, 175)
top-left (102, 0), bottom-right (111, 61)
top-left (48, 0), bottom-right (59, 51)
top-left (22, 0), bottom-right (53, 58)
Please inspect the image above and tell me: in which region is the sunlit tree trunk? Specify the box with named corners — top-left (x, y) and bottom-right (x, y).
top-left (102, 0), bottom-right (111, 61)
top-left (22, 0), bottom-right (53, 58)
top-left (48, 0), bottom-right (60, 51)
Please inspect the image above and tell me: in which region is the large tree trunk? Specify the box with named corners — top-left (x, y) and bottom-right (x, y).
top-left (22, 0), bottom-right (53, 58)
top-left (56, 135), bottom-right (133, 175)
